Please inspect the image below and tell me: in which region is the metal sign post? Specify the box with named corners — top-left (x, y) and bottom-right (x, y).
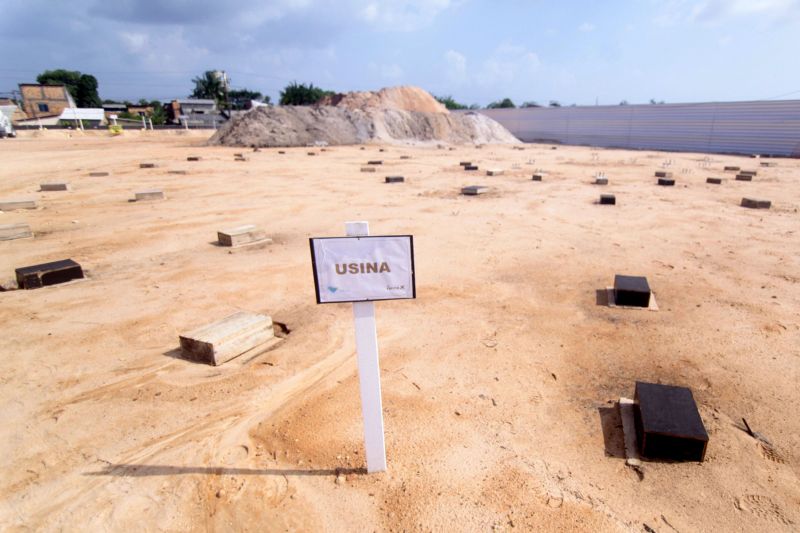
top-left (345, 221), bottom-right (387, 473)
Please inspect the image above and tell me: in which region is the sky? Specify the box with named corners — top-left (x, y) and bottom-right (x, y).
top-left (1, 0), bottom-right (799, 107)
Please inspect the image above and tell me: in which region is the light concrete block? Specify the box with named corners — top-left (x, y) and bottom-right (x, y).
top-left (179, 311), bottom-right (275, 365)
top-left (0, 223), bottom-right (33, 241)
top-left (0, 199), bottom-right (37, 211)
top-left (134, 190), bottom-right (165, 201)
top-left (40, 183), bottom-right (69, 191)
top-left (461, 185), bottom-right (489, 195)
top-left (486, 169), bottom-right (504, 176)
top-left (217, 225), bottom-right (271, 247)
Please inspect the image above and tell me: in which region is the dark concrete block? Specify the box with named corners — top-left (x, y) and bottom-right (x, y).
top-left (634, 381), bottom-right (708, 462)
top-left (706, 177), bottom-right (722, 184)
top-left (614, 275), bottom-right (650, 307)
top-left (139, 163), bottom-right (156, 169)
top-left (15, 259), bottom-right (84, 289)
top-left (655, 171), bottom-right (673, 178)
top-left (741, 198), bottom-right (771, 209)
top-left (464, 165), bottom-right (478, 171)
top-left (459, 161), bottom-right (472, 166)
top-left (385, 176), bottom-right (404, 183)
top-left (278, 150), bottom-right (286, 154)
top-left (88, 172), bottom-right (110, 177)
top-left (723, 166), bottom-right (740, 171)
top-left (739, 170), bottom-right (757, 176)
top-left (735, 174), bottom-right (752, 181)
top-left (531, 174), bottom-right (544, 181)
top-left (400, 155), bottom-right (412, 160)
top-left (461, 185), bottom-right (489, 195)
top-left (187, 156), bottom-right (201, 161)
top-left (600, 194), bottom-right (616, 205)
top-left (657, 178), bottom-right (675, 186)
top-left (760, 161), bottom-right (776, 167)
top-left (367, 160), bottom-right (383, 165)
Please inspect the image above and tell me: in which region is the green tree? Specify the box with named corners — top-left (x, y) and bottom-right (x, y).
top-left (548, 100), bottom-right (561, 107)
top-left (486, 98), bottom-right (515, 109)
top-left (521, 101), bottom-right (540, 108)
top-left (434, 95), bottom-right (468, 110)
top-left (279, 82), bottom-right (332, 105)
top-left (191, 71), bottom-right (226, 104)
top-left (229, 89), bottom-right (269, 110)
top-left (36, 69), bottom-right (101, 108)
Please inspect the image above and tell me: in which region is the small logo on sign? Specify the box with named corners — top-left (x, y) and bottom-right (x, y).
top-left (328, 286), bottom-right (338, 293)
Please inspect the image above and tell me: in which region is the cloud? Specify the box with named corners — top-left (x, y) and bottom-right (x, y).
top-left (444, 49), bottom-right (467, 84)
top-left (655, 0), bottom-right (800, 25)
top-left (357, 0), bottom-right (452, 31)
top-left (578, 22), bottom-right (595, 32)
top-left (480, 42), bottom-right (540, 86)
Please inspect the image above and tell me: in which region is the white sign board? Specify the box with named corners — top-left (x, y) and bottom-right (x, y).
top-left (310, 235), bottom-right (415, 304)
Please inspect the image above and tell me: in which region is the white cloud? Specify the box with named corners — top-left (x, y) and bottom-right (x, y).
top-left (356, 0), bottom-right (452, 31)
top-left (655, 0), bottom-right (800, 25)
top-left (480, 42), bottom-right (540, 86)
top-left (578, 22), bottom-right (595, 32)
top-left (444, 49), bottom-right (467, 83)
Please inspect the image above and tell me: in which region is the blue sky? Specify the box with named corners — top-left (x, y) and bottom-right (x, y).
top-left (1, 0), bottom-right (799, 106)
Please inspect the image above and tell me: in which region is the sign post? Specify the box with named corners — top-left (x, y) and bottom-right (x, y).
top-left (309, 222), bottom-right (416, 473)
top-left (347, 221), bottom-right (387, 473)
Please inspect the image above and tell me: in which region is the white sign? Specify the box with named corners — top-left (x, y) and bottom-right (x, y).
top-left (310, 235), bottom-right (415, 304)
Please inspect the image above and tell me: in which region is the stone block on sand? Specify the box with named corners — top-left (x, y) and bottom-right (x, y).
top-left (217, 225), bottom-right (271, 247)
top-left (40, 183), bottom-right (69, 191)
top-left (179, 311), bottom-right (275, 365)
top-left (461, 185), bottom-right (489, 195)
top-left (741, 198), bottom-right (771, 209)
top-left (134, 190), bottom-right (165, 201)
top-left (15, 259), bottom-right (84, 289)
top-left (0, 223), bottom-right (33, 241)
top-left (0, 199), bottom-right (37, 211)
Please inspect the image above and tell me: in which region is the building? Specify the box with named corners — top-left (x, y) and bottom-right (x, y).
top-left (166, 99), bottom-right (223, 127)
top-left (0, 99), bottom-right (28, 123)
top-left (127, 105), bottom-right (154, 117)
top-left (19, 83), bottom-right (76, 119)
top-left (102, 103), bottom-right (126, 121)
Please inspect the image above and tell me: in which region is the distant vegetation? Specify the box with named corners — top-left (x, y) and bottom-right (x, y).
top-left (36, 69), bottom-right (101, 108)
top-left (191, 71), bottom-right (227, 104)
top-left (229, 89), bottom-right (270, 109)
top-left (486, 98), bottom-right (515, 109)
top-left (279, 82), bottom-right (333, 106)
top-left (435, 95), bottom-right (468, 110)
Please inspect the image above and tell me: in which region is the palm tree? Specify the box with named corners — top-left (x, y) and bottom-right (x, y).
top-left (191, 71), bottom-right (226, 104)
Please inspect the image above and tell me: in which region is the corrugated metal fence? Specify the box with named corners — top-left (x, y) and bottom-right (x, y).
top-left (476, 100), bottom-right (800, 156)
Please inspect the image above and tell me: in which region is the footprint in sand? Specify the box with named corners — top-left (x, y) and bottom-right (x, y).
top-left (735, 494), bottom-right (793, 525)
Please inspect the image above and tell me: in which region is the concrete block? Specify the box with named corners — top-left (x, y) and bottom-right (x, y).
top-left (367, 160), bottom-right (383, 165)
top-left (278, 150), bottom-right (286, 154)
top-left (532, 174), bottom-right (545, 181)
top-left (234, 156), bottom-right (247, 162)
top-left (464, 165), bottom-right (478, 171)
top-left (307, 152), bottom-right (317, 156)
top-left (735, 174), bottom-right (752, 181)
top-left (0, 199), bottom-right (37, 211)
top-left (760, 161), bottom-right (777, 167)
top-left (217, 225), bottom-right (271, 247)
top-left (179, 311), bottom-right (274, 366)
top-left (486, 169), bottom-right (504, 176)
top-left (634, 381), bottom-right (708, 462)
top-left (134, 190), bottom-right (165, 201)
top-left (723, 166), bottom-right (740, 171)
top-left (600, 194), bottom-right (616, 205)
top-left (614, 275), bottom-right (650, 307)
top-left (739, 170), bottom-right (757, 176)
top-left (741, 198), bottom-right (771, 209)
top-left (360, 166), bottom-right (376, 173)
top-left (461, 185), bottom-right (489, 195)
top-left (706, 177), bottom-right (723, 184)
top-left (168, 170), bottom-right (187, 175)
top-left (187, 156), bottom-right (201, 161)
top-left (139, 163), bottom-right (156, 168)
top-left (595, 177), bottom-right (608, 185)
top-left (0, 223), bottom-right (33, 241)
top-left (15, 259), bottom-right (84, 289)
top-left (40, 183), bottom-right (69, 191)
top-left (88, 172), bottom-right (109, 177)
top-left (459, 161), bottom-right (472, 166)
top-left (400, 155), bottom-right (411, 160)
top-left (657, 178), bottom-right (675, 186)
top-left (385, 176), bottom-right (405, 183)
top-left (655, 171), bottom-right (673, 178)
top-left (233, 153), bottom-right (244, 157)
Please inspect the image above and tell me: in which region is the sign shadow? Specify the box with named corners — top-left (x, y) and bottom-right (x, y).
top-left (86, 463), bottom-right (367, 478)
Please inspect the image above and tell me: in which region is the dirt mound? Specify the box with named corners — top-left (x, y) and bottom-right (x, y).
top-left (320, 86), bottom-right (448, 114)
top-left (210, 86), bottom-right (519, 147)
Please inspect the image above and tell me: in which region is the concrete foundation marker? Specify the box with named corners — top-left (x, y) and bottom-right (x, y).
top-left (657, 178), bottom-right (675, 186)
top-left (15, 259), bottom-right (84, 289)
top-left (40, 183), bottom-right (69, 191)
top-left (706, 177), bottom-right (723, 184)
top-left (179, 311), bottom-right (275, 366)
top-left (486, 168), bottom-right (504, 176)
top-left (0, 223), bottom-right (33, 241)
top-left (88, 171), bottom-right (110, 177)
top-left (461, 185), bottom-right (489, 195)
top-left (0, 199), bottom-right (37, 211)
top-left (361, 166), bottom-right (376, 173)
top-left (134, 190), bottom-right (165, 201)
top-left (385, 176), bottom-right (404, 183)
top-left (741, 198), bottom-right (771, 209)
top-left (217, 225), bottom-right (271, 247)
top-left (600, 194), bottom-right (616, 205)
top-left (139, 163), bottom-right (156, 169)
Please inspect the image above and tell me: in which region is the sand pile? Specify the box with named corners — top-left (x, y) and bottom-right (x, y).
top-left (210, 85), bottom-right (519, 147)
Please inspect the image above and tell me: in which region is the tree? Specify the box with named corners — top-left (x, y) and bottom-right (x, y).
top-left (191, 71), bottom-right (227, 104)
top-left (649, 98), bottom-right (665, 104)
top-left (279, 82), bottom-right (332, 105)
top-left (619, 100), bottom-right (629, 105)
top-left (521, 101), bottom-right (540, 108)
top-left (486, 97), bottom-right (515, 109)
top-left (36, 69), bottom-right (101, 108)
top-left (229, 89), bottom-right (269, 110)
top-left (548, 100), bottom-right (561, 107)
top-left (434, 95), bottom-right (468, 110)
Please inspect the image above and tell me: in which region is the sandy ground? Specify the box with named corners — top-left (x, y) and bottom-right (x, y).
top-left (1, 130), bottom-right (798, 532)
